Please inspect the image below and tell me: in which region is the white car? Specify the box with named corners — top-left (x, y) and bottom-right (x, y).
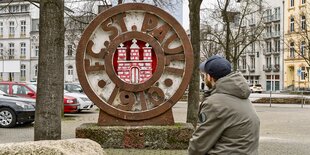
top-left (64, 91), bottom-right (94, 112)
top-left (249, 84), bottom-right (263, 93)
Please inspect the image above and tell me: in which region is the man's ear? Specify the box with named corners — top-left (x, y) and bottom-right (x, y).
top-left (204, 73), bottom-right (209, 82)
top-left (207, 74), bottom-right (216, 83)
top-left (206, 74), bottom-right (211, 81)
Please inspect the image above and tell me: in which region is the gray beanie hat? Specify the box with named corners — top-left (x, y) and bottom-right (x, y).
top-left (199, 55), bottom-right (231, 80)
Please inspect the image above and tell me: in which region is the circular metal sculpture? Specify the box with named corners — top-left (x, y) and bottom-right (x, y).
top-left (76, 3), bottom-right (193, 126)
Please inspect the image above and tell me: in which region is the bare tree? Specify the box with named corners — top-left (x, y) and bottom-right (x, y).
top-left (187, 0), bottom-right (203, 127)
top-left (201, 0), bottom-right (265, 71)
top-left (34, 0), bottom-right (64, 140)
top-left (200, 24), bottom-right (224, 59)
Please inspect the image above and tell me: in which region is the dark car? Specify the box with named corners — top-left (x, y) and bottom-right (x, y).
top-left (0, 99), bottom-right (35, 128)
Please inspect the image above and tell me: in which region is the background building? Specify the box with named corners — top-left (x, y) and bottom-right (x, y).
top-left (260, 0), bottom-right (284, 91)
top-left (284, 0), bottom-right (309, 91)
top-left (0, 0), bottom-right (183, 83)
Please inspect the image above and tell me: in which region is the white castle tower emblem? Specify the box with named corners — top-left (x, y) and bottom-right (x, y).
top-left (116, 39), bottom-right (153, 84)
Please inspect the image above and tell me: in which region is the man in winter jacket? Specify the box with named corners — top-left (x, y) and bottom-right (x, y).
top-left (188, 55), bottom-right (260, 155)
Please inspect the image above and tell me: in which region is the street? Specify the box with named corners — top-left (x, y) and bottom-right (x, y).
top-left (1, 102), bottom-right (310, 154)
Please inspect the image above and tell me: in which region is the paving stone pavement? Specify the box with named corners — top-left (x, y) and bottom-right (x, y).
top-left (1, 103), bottom-right (310, 154)
top-left (105, 149), bottom-right (187, 155)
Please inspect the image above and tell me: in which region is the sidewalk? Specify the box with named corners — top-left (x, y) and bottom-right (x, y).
top-left (105, 149), bottom-right (187, 155)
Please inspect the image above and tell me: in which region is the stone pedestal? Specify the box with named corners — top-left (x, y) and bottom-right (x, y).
top-left (76, 123), bottom-right (194, 149)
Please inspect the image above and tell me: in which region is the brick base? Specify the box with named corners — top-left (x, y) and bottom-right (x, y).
top-left (76, 123), bottom-right (194, 149)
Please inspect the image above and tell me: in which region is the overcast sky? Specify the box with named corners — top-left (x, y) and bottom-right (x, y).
top-left (182, 0), bottom-right (218, 30)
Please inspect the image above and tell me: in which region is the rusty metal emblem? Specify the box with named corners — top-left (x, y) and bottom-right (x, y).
top-left (76, 3), bottom-right (193, 125)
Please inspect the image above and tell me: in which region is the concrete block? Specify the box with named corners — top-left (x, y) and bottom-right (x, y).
top-left (76, 123), bottom-right (194, 149)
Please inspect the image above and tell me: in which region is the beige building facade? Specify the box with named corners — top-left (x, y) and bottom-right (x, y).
top-left (284, 0), bottom-right (309, 90)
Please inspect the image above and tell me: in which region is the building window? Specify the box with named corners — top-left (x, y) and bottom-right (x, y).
top-left (266, 41), bottom-right (272, 53)
top-left (250, 56), bottom-right (255, 70)
top-left (0, 43), bottom-right (3, 57)
top-left (251, 43), bottom-right (255, 53)
top-left (20, 42), bottom-right (26, 58)
top-left (301, 0), bottom-right (306, 5)
top-left (249, 13), bottom-right (255, 25)
top-left (275, 39), bottom-right (280, 52)
top-left (274, 7), bottom-right (280, 20)
top-left (9, 73), bottom-right (14, 81)
top-left (301, 15), bottom-right (306, 31)
top-left (0, 22), bottom-right (3, 37)
top-left (35, 46), bottom-right (39, 57)
top-left (274, 56), bottom-right (280, 65)
top-left (274, 23), bottom-right (280, 36)
top-left (290, 42), bottom-right (295, 58)
top-left (301, 41), bottom-right (306, 56)
top-left (21, 20), bottom-right (26, 36)
top-left (9, 5), bottom-right (19, 13)
top-left (34, 65), bottom-right (38, 77)
top-left (266, 9), bottom-right (272, 21)
top-left (68, 66), bottom-right (73, 75)
top-left (266, 24), bottom-right (272, 37)
top-left (20, 64), bottom-right (26, 79)
top-left (8, 43), bottom-right (14, 59)
top-left (242, 57), bottom-right (246, 70)
top-left (67, 45), bottom-right (73, 56)
top-left (290, 0), bottom-right (294, 7)
top-left (290, 17), bottom-right (294, 32)
top-left (301, 67), bottom-right (306, 80)
top-left (9, 21), bottom-right (15, 37)
top-left (20, 5), bottom-right (29, 12)
top-left (266, 56), bottom-right (271, 68)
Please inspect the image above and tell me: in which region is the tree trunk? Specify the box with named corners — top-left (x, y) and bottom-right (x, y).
top-left (223, 0), bottom-right (231, 62)
top-left (233, 59), bottom-right (238, 71)
top-left (34, 0), bottom-right (64, 141)
top-left (187, 0), bottom-right (202, 127)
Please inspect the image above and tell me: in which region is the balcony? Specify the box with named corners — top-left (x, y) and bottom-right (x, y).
top-left (272, 50), bottom-right (280, 55)
top-left (263, 65), bottom-right (272, 72)
top-left (273, 15), bottom-right (280, 21)
top-left (249, 68), bottom-right (255, 72)
top-left (263, 32), bottom-right (272, 39)
top-left (272, 31), bottom-right (281, 38)
top-left (9, 34), bottom-right (15, 38)
top-left (286, 54), bottom-right (295, 60)
top-left (20, 55), bottom-right (26, 59)
top-left (239, 68), bottom-right (246, 73)
top-left (263, 50), bottom-right (272, 56)
top-left (20, 34), bottom-right (26, 38)
top-left (240, 52), bottom-right (247, 57)
top-left (249, 20), bottom-right (256, 26)
top-left (248, 51), bottom-right (256, 56)
top-left (8, 55), bottom-right (15, 59)
top-left (273, 64), bottom-right (280, 72)
top-left (20, 77), bottom-right (26, 82)
top-left (264, 15), bottom-right (273, 23)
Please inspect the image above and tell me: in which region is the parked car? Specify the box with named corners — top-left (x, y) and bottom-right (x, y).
top-left (64, 90), bottom-right (94, 112)
top-left (0, 82), bottom-right (79, 113)
top-left (64, 83), bottom-right (83, 93)
top-left (0, 90), bottom-right (36, 107)
top-left (249, 84), bottom-right (263, 93)
top-left (0, 98), bottom-right (35, 128)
